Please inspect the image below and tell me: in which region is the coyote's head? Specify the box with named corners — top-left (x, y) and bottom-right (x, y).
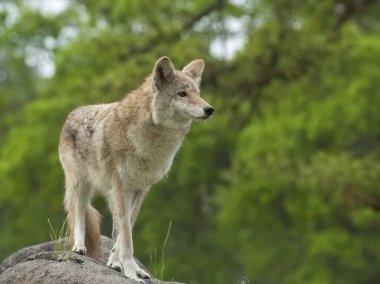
top-left (151, 56), bottom-right (214, 129)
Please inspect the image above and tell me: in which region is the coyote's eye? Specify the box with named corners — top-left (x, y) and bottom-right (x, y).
top-left (177, 91), bottom-right (187, 97)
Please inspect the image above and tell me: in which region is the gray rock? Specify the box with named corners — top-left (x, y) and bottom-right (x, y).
top-left (0, 236), bottom-right (183, 284)
top-left (0, 251), bottom-right (140, 284)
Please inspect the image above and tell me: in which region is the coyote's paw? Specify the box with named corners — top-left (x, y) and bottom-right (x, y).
top-left (134, 260), bottom-right (151, 280)
top-left (107, 253), bottom-right (122, 272)
top-left (108, 262), bottom-right (122, 272)
top-left (72, 245), bottom-right (87, 255)
top-left (124, 260), bottom-right (145, 283)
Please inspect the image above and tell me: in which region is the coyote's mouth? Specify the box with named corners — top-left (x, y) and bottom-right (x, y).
top-left (193, 115), bottom-right (210, 120)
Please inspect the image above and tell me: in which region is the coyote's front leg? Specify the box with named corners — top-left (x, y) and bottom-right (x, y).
top-left (107, 188), bottom-right (150, 280)
top-left (107, 234), bottom-right (150, 280)
top-left (106, 180), bottom-right (146, 283)
top-left (130, 190), bottom-right (150, 280)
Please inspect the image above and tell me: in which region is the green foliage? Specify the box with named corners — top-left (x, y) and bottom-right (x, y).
top-left (1, 0), bottom-right (380, 283)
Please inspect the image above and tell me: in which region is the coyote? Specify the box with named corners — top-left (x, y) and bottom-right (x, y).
top-left (58, 56), bottom-right (214, 282)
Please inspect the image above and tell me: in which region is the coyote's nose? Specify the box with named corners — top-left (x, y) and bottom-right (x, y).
top-left (204, 106), bottom-right (214, 116)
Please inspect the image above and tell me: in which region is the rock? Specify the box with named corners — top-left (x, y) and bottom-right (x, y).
top-left (0, 236), bottom-right (183, 284)
top-left (0, 251), bottom-right (140, 284)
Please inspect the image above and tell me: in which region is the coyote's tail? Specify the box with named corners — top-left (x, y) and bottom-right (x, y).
top-left (66, 203), bottom-right (102, 258)
top-left (85, 205), bottom-right (102, 258)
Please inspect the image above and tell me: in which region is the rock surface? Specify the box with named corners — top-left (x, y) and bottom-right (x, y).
top-left (0, 236), bottom-right (182, 284)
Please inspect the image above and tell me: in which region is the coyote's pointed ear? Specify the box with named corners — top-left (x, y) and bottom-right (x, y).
top-left (154, 56), bottom-right (175, 89)
top-left (182, 59), bottom-right (205, 86)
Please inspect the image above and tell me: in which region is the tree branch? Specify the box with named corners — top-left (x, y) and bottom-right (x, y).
top-left (333, 0), bottom-right (377, 32)
top-left (118, 0), bottom-right (225, 61)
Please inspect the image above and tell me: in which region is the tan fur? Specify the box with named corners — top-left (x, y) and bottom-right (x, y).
top-left (84, 206), bottom-right (101, 258)
top-left (58, 57), bottom-right (213, 282)
top-left (65, 203), bottom-right (101, 258)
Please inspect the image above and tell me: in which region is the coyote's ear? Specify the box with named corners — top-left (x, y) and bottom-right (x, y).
top-left (182, 59), bottom-right (205, 86)
top-left (154, 56), bottom-right (175, 89)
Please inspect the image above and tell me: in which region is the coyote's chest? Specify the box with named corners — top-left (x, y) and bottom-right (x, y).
top-left (123, 124), bottom-right (187, 188)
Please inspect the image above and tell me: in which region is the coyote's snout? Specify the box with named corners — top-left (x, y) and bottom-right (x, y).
top-left (58, 56), bottom-right (213, 282)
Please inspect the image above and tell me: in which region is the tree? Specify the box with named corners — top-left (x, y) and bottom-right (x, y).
top-left (1, 0), bottom-right (380, 283)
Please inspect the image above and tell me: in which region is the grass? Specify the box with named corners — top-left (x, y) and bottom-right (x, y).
top-left (237, 276), bottom-right (250, 284)
top-left (150, 220), bottom-right (172, 282)
top-left (47, 218), bottom-right (71, 259)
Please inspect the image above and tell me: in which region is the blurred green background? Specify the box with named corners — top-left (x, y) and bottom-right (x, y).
top-left (1, 0), bottom-right (380, 283)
